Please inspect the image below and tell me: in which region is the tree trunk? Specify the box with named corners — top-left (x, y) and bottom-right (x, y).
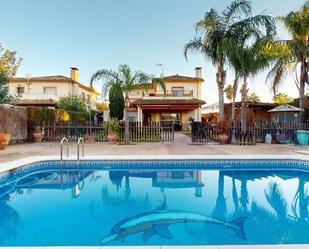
top-left (231, 76), bottom-right (238, 144)
top-left (124, 97), bottom-right (130, 144)
top-left (218, 86), bottom-right (225, 121)
top-left (216, 61), bottom-right (226, 121)
top-left (213, 171), bottom-right (226, 219)
top-left (240, 76), bottom-right (248, 133)
top-left (299, 59), bottom-right (307, 122)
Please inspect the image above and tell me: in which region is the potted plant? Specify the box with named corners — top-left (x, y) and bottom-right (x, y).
top-left (217, 122), bottom-right (230, 144)
top-left (87, 134), bottom-right (96, 144)
top-left (32, 126), bottom-right (42, 143)
top-left (105, 118), bottom-right (119, 144)
top-left (0, 127), bottom-right (11, 150)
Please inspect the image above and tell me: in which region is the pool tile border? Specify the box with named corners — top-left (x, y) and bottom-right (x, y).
top-left (1, 155), bottom-right (309, 175)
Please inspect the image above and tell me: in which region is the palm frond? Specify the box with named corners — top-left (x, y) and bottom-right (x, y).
top-left (153, 78), bottom-right (166, 94)
top-left (266, 60), bottom-right (285, 95)
top-left (228, 14), bottom-right (276, 43)
top-left (223, 0), bottom-right (252, 23)
top-left (265, 182), bottom-right (287, 218)
top-left (184, 37), bottom-right (207, 60)
top-left (89, 69), bottom-right (117, 88)
top-left (118, 64), bottom-right (132, 85)
top-left (196, 8), bottom-right (222, 33)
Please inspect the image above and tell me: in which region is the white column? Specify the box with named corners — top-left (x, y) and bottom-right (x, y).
top-left (137, 106), bottom-right (143, 124)
top-left (196, 108), bottom-right (201, 121)
top-left (194, 109), bottom-right (198, 121)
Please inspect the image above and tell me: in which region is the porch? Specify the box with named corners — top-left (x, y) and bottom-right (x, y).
top-left (130, 98), bottom-right (205, 130)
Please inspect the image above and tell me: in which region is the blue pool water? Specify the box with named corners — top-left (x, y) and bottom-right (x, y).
top-left (0, 159), bottom-right (308, 246)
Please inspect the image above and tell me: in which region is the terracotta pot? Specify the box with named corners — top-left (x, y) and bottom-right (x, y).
top-left (107, 133), bottom-right (118, 144)
top-left (87, 135), bottom-right (96, 144)
top-left (218, 134), bottom-right (228, 144)
top-left (0, 133), bottom-right (11, 150)
top-left (32, 126), bottom-right (42, 143)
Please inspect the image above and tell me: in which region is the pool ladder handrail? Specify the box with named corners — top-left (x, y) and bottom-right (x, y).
top-left (77, 137), bottom-right (85, 161)
top-left (60, 137), bottom-right (69, 160)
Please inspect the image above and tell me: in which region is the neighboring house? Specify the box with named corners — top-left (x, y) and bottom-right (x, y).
top-left (201, 102), bottom-right (278, 124)
top-left (127, 67), bottom-right (205, 130)
top-left (201, 103), bottom-right (220, 122)
top-left (9, 67), bottom-right (100, 110)
top-left (224, 102), bottom-right (277, 124)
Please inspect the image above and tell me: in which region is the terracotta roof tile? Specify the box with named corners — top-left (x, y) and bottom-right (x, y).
top-left (13, 99), bottom-right (57, 106)
top-left (157, 74), bottom-right (204, 82)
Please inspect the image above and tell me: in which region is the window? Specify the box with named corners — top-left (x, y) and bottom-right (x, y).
top-left (128, 112), bottom-right (138, 121)
top-left (43, 87), bottom-right (57, 95)
top-left (172, 87), bottom-right (184, 97)
top-left (81, 92), bottom-right (85, 100)
top-left (16, 87), bottom-right (24, 96)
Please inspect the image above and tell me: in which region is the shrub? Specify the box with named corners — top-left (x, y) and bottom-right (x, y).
top-left (57, 96), bottom-right (88, 113)
top-left (104, 118), bottom-right (119, 135)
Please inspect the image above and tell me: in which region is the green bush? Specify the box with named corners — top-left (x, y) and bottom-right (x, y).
top-left (57, 96), bottom-right (88, 113)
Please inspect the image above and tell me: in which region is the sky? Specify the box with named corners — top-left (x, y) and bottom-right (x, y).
top-left (0, 0), bottom-right (305, 103)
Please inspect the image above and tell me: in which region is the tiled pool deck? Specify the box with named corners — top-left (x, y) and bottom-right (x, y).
top-left (1, 131), bottom-right (309, 164)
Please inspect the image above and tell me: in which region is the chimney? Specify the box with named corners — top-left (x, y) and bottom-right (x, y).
top-left (70, 67), bottom-right (79, 82)
top-left (195, 67), bottom-right (202, 79)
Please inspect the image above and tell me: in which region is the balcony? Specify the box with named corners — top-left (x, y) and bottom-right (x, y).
top-left (149, 90), bottom-right (194, 97)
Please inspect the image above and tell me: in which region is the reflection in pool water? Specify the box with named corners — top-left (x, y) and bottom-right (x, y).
top-left (0, 163), bottom-right (308, 246)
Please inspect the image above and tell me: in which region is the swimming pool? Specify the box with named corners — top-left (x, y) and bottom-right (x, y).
top-left (0, 159), bottom-right (308, 246)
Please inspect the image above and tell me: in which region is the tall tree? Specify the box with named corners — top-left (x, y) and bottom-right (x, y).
top-left (0, 72), bottom-right (13, 104)
top-left (184, 0), bottom-right (255, 121)
top-left (199, 1), bottom-right (276, 136)
top-left (237, 40), bottom-right (273, 132)
top-left (224, 84), bottom-right (234, 103)
top-left (0, 44), bottom-right (22, 76)
top-left (109, 83), bottom-right (124, 120)
top-left (0, 44), bottom-right (22, 103)
top-left (90, 64), bottom-right (166, 144)
top-left (223, 33), bottom-right (275, 132)
top-left (248, 92), bottom-right (261, 102)
top-left (263, 2), bottom-right (309, 121)
top-left (273, 93), bottom-right (293, 104)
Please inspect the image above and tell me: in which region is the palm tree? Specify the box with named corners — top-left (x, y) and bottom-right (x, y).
top-left (215, 11), bottom-right (275, 135)
top-left (90, 64), bottom-right (166, 144)
top-left (212, 171), bottom-right (227, 219)
top-left (184, 0), bottom-right (275, 122)
top-left (264, 2), bottom-right (309, 121)
top-left (224, 35), bottom-right (275, 132)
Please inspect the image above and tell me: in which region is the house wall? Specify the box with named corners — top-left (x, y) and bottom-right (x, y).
top-left (146, 110), bottom-right (196, 124)
top-left (9, 81), bottom-right (70, 100)
top-left (128, 88), bottom-right (155, 99)
top-left (9, 80), bottom-right (98, 110)
top-left (127, 76), bottom-right (203, 126)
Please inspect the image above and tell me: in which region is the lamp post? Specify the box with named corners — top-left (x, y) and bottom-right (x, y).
top-left (156, 64), bottom-right (164, 79)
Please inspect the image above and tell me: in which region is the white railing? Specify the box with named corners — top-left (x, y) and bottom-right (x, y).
top-left (60, 137), bottom-right (69, 160)
top-left (77, 137), bottom-right (85, 161)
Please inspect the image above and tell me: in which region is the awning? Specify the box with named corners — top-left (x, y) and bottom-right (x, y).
top-left (268, 104), bottom-right (303, 112)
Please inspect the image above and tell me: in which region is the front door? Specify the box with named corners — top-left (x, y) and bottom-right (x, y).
top-left (143, 112), bottom-right (152, 125)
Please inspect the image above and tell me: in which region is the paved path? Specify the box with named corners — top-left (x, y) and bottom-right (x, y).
top-left (173, 131), bottom-right (192, 144)
top-left (1, 138), bottom-right (308, 164)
